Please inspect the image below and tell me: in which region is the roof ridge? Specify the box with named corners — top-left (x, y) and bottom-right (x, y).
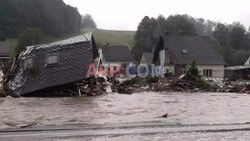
top-left (26, 33), bottom-right (93, 50)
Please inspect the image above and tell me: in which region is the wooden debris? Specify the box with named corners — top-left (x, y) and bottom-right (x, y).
top-left (161, 113), bottom-right (169, 118)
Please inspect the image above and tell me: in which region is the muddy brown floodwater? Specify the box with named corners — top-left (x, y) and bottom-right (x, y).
top-left (1, 92), bottom-right (250, 129)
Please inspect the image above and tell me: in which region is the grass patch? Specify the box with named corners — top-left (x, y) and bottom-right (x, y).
top-left (53, 28), bottom-right (136, 49)
top-left (82, 28), bottom-right (135, 49)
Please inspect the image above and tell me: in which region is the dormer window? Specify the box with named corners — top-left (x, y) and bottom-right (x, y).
top-left (46, 54), bottom-right (59, 66)
top-left (24, 58), bottom-right (33, 70)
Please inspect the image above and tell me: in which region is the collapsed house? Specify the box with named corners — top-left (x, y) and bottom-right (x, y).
top-left (6, 33), bottom-right (101, 96)
top-left (152, 36), bottom-right (225, 78)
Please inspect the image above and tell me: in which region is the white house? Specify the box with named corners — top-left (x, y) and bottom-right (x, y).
top-left (152, 36), bottom-right (225, 78)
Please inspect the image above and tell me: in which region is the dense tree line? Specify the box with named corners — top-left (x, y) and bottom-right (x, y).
top-left (0, 0), bottom-right (82, 38)
top-left (132, 14), bottom-right (250, 66)
top-left (213, 22), bottom-right (250, 65)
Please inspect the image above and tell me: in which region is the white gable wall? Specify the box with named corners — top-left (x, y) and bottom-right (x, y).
top-left (140, 55), bottom-right (147, 65)
top-left (196, 65), bottom-right (224, 78)
top-left (245, 57), bottom-right (250, 66)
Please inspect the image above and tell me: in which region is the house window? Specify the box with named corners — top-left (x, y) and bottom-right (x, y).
top-left (24, 58), bottom-right (33, 70)
top-left (203, 69), bottom-right (213, 77)
top-left (46, 55), bottom-right (59, 65)
top-left (179, 69), bottom-right (187, 74)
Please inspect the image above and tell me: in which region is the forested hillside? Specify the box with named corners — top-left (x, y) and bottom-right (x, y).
top-left (0, 0), bottom-right (81, 38)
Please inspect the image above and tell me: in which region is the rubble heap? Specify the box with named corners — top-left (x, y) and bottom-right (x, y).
top-left (221, 83), bottom-right (250, 94)
top-left (1, 74), bottom-right (250, 97)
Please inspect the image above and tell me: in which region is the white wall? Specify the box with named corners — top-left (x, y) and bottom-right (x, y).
top-left (196, 65), bottom-right (224, 78)
top-left (159, 50), bottom-right (165, 66)
top-left (104, 62), bottom-right (122, 67)
top-left (104, 61), bottom-right (132, 66)
top-left (140, 55), bottom-right (146, 65)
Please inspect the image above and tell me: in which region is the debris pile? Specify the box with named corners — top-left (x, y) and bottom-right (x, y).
top-left (72, 77), bottom-right (115, 96)
top-left (110, 74), bottom-right (250, 94)
top-left (152, 75), bottom-right (211, 92)
top-left (112, 76), bottom-right (159, 94)
top-left (38, 75), bottom-right (250, 96)
top-left (244, 84), bottom-right (250, 94)
top-left (2, 73), bottom-right (250, 97)
top-left (110, 74), bottom-right (211, 94)
top-left (221, 83), bottom-right (250, 94)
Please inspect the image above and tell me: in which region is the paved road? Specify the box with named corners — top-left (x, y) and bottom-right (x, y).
top-left (2, 122), bottom-right (250, 140)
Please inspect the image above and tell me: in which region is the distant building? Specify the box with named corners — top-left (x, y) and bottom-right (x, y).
top-left (225, 66), bottom-right (250, 81)
top-left (140, 52), bottom-right (153, 65)
top-left (152, 36), bottom-right (225, 78)
top-left (7, 33), bottom-right (100, 96)
top-left (225, 57), bottom-right (250, 81)
top-left (0, 41), bottom-right (11, 66)
top-left (99, 45), bottom-right (133, 72)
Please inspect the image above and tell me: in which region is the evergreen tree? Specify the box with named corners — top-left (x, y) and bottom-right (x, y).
top-left (187, 60), bottom-right (201, 79)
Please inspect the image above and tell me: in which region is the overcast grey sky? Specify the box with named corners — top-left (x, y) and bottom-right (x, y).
top-left (64, 0), bottom-right (250, 31)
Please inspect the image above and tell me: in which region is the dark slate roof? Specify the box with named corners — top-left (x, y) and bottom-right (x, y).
top-left (143, 52), bottom-right (153, 64)
top-left (0, 41), bottom-right (11, 57)
top-left (7, 33), bottom-right (99, 96)
top-left (163, 36), bottom-right (225, 65)
top-left (99, 45), bottom-right (133, 62)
